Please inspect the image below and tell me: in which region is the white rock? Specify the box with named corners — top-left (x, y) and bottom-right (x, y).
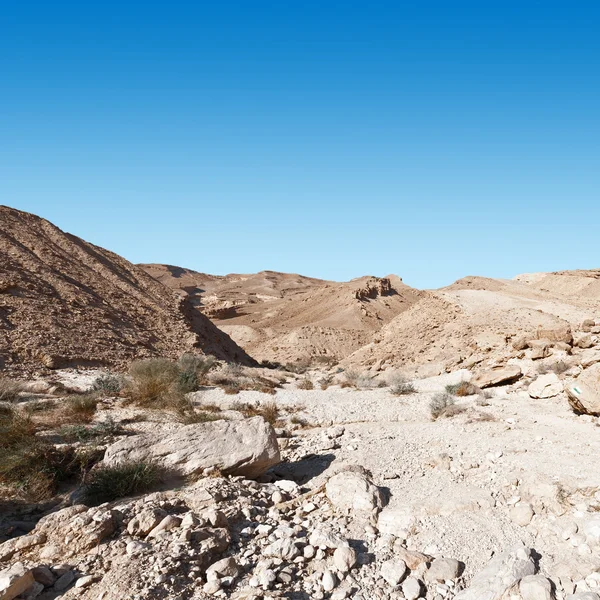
top-left (454, 546), bottom-right (535, 600)
top-left (426, 558), bottom-right (462, 582)
top-left (377, 506), bottom-right (414, 538)
top-left (528, 373), bottom-right (563, 399)
top-left (380, 559), bottom-right (408, 586)
top-left (325, 471), bottom-right (383, 515)
top-left (510, 502), bottom-right (535, 527)
top-left (333, 547), bottom-right (357, 573)
top-left (322, 570), bottom-right (337, 592)
top-left (403, 577), bottom-right (423, 600)
top-left (520, 575), bottom-right (555, 600)
top-left (103, 416), bottom-right (280, 478)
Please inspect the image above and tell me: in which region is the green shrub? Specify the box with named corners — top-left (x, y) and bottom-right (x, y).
top-left (82, 461), bottom-right (164, 505)
top-left (91, 373), bottom-right (124, 395)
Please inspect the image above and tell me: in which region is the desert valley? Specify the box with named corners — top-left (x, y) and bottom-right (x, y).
top-left (2, 205), bottom-right (600, 600)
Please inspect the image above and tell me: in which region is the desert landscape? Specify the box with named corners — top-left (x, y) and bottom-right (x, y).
top-left (2, 205), bottom-right (600, 600)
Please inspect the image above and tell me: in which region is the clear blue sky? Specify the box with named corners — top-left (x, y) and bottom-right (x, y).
top-left (1, 1), bottom-right (598, 289)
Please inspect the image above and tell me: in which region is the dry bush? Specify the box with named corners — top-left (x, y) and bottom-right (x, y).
top-left (231, 400), bottom-right (280, 425)
top-left (59, 417), bottom-right (123, 443)
top-left (125, 358), bottom-right (185, 410)
top-left (179, 411), bottom-right (224, 425)
top-left (388, 373), bottom-right (416, 396)
top-left (0, 406), bottom-right (95, 500)
top-left (537, 360), bottom-right (570, 375)
top-left (82, 461), bottom-right (164, 505)
top-left (284, 358), bottom-right (312, 375)
top-left (66, 392), bottom-right (99, 423)
top-left (445, 381), bottom-right (481, 396)
top-left (342, 370), bottom-right (374, 389)
top-left (0, 377), bottom-right (25, 403)
top-left (297, 377), bottom-right (314, 390)
top-left (429, 392), bottom-right (456, 420)
top-left (319, 375), bottom-right (334, 390)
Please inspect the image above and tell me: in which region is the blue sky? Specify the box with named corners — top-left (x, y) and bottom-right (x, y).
top-left (1, 1), bottom-right (598, 289)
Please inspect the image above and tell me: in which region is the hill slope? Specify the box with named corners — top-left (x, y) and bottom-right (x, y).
top-left (140, 265), bottom-right (422, 363)
top-left (0, 206), bottom-right (253, 372)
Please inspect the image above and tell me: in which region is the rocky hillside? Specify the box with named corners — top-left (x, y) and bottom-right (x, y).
top-left (140, 265), bottom-right (422, 364)
top-left (0, 206), bottom-right (253, 372)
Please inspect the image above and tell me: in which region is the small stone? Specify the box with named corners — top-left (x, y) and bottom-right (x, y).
top-left (510, 502), bottom-right (535, 527)
top-left (75, 575), bottom-right (95, 589)
top-left (322, 570), bottom-right (337, 592)
top-left (380, 559), bottom-right (408, 586)
top-left (206, 557), bottom-right (240, 578)
top-left (403, 577), bottom-right (423, 600)
top-left (54, 570), bottom-right (75, 592)
top-left (427, 558), bottom-right (462, 582)
top-left (520, 575), bottom-right (554, 600)
top-left (333, 547), bottom-right (357, 573)
top-left (203, 580), bottom-right (221, 594)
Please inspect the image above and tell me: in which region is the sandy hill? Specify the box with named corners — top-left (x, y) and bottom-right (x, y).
top-left (140, 265), bottom-right (423, 363)
top-left (0, 206), bottom-right (253, 372)
top-left (343, 272), bottom-right (600, 376)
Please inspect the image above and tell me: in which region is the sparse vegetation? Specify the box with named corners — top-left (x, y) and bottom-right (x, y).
top-left (388, 373), bottom-right (416, 396)
top-left (125, 358), bottom-right (186, 411)
top-left (177, 354), bottom-right (216, 392)
top-left (342, 370), bottom-right (374, 389)
top-left (537, 360), bottom-right (570, 375)
top-left (66, 392), bottom-right (100, 423)
top-left (82, 461), bottom-right (164, 505)
top-left (91, 373), bottom-right (124, 395)
top-left (429, 392), bottom-right (457, 420)
top-left (59, 417), bottom-right (123, 443)
top-left (445, 381), bottom-right (481, 397)
top-left (297, 377), bottom-right (314, 390)
top-left (0, 377), bottom-right (25, 402)
top-left (0, 406), bottom-right (96, 500)
top-left (231, 400), bottom-right (280, 425)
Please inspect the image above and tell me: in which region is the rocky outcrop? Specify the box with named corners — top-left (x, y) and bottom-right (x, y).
top-left (472, 365), bottom-right (522, 388)
top-left (102, 417), bottom-right (280, 478)
top-left (565, 364), bottom-right (600, 415)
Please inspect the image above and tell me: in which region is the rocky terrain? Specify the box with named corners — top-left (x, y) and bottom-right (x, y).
top-left (3, 206), bottom-right (600, 600)
top-left (0, 207), bottom-right (253, 373)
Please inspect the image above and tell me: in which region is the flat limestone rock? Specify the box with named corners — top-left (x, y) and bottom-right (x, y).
top-left (528, 373), bottom-right (562, 399)
top-left (103, 416), bottom-right (280, 478)
top-left (564, 364), bottom-right (600, 416)
top-left (472, 365), bottom-right (522, 389)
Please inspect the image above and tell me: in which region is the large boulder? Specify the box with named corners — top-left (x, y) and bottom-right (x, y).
top-left (454, 546), bottom-right (535, 600)
top-left (473, 365), bottom-right (522, 389)
top-left (528, 373), bottom-right (562, 399)
top-left (103, 417), bottom-right (280, 478)
top-left (564, 364), bottom-right (600, 416)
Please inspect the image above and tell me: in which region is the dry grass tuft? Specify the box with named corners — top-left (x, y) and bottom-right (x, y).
top-left (0, 377), bottom-right (25, 403)
top-left (297, 377), bottom-right (314, 390)
top-left (445, 381), bottom-right (481, 397)
top-left (388, 373), bottom-right (416, 396)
